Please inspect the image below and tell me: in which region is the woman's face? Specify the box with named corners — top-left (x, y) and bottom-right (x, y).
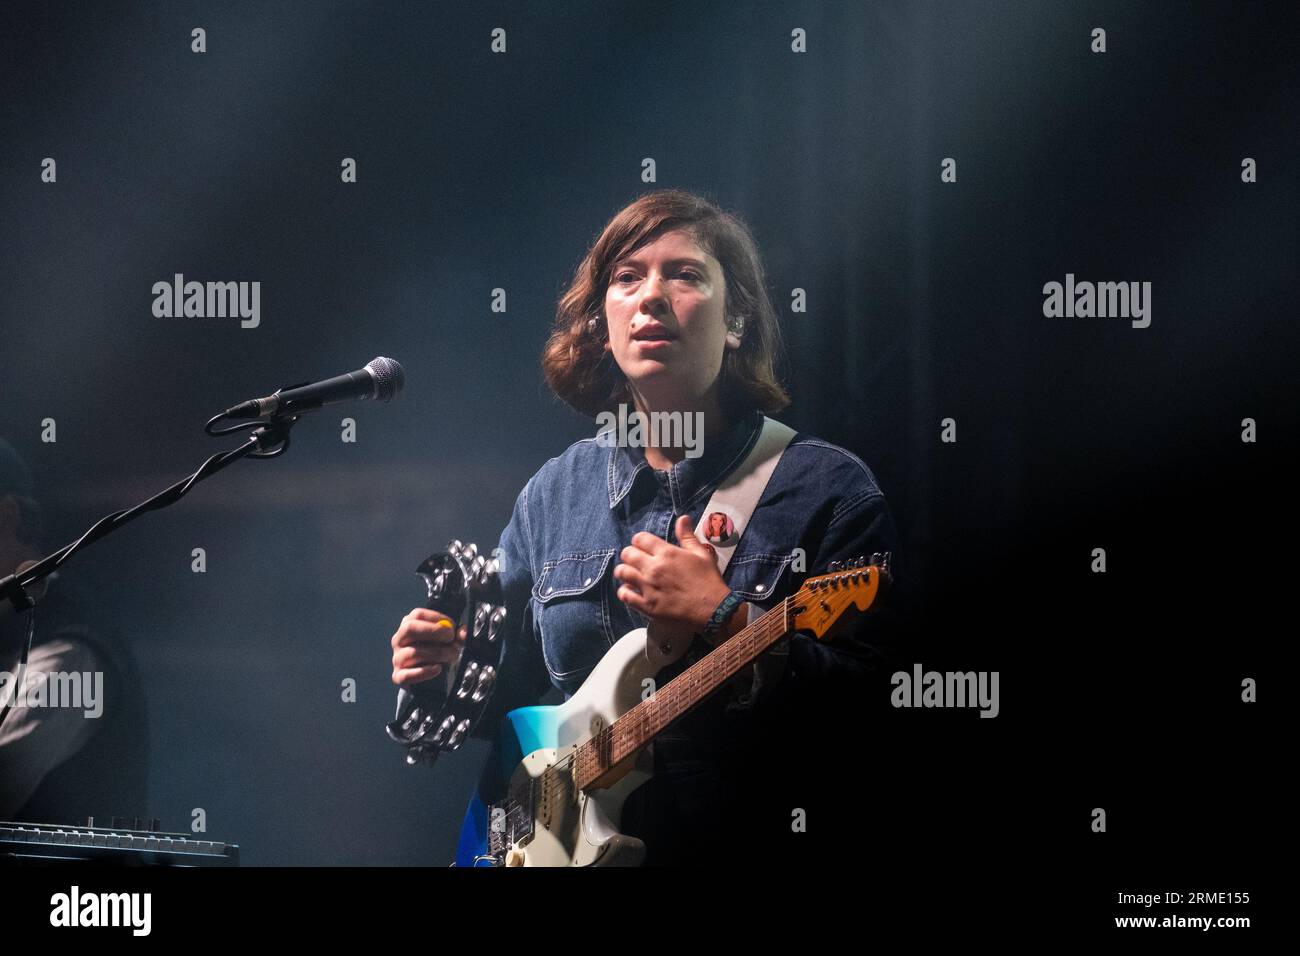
top-left (603, 228), bottom-right (737, 409)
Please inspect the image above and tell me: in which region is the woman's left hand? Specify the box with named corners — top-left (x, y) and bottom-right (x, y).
top-left (614, 514), bottom-right (730, 632)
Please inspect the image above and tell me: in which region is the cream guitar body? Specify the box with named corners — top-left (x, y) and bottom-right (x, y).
top-left (490, 628), bottom-right (656, 866)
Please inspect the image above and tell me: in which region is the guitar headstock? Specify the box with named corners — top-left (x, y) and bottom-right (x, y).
top-left (789, 552), bottom-right (892, 640)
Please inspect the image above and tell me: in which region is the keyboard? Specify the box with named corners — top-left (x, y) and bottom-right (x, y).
top-left (0, 821), bottom-right (239, 866)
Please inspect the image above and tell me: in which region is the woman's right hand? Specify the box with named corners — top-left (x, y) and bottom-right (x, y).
top-left (390, 608), bottom-right (467, 686)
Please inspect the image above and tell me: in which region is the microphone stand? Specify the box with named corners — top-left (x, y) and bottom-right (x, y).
top-left (0, 411), bottom-right (301, 729)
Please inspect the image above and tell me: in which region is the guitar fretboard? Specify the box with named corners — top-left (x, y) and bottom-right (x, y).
top-left (572, 596), bottom-right (793, 790)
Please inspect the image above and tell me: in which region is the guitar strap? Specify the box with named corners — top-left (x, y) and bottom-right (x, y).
top-left (692, 415), bottom-right (795, 576)
top-left (691, 415), bottom-right (796, 713)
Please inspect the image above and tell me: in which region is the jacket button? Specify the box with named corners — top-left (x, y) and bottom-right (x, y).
top-left (584, 577), bottom-right (592, 586)
top-left (755, 584), bottom-right (766, 592)
top-left (545, 587), bottom-right (554, 595)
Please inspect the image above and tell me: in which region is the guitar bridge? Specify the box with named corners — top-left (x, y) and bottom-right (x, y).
top-left (486, 778), bottom-right (537, 863)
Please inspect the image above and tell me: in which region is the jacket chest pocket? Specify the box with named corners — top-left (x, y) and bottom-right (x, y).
top-left (725, 552), bottom-right (793, 603)
top-left (532, 549), bottom-right (617, 688)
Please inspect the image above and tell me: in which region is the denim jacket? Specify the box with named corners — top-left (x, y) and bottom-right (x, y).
top-left (474, 406), bottom-right (901, 749)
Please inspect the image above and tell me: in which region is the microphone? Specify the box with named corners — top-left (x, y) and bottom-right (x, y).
top-left (223, 357), bottom-right (405, 419)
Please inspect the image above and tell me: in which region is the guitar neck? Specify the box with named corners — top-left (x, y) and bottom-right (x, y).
top-left (573, 598), bottom-right (793, 791)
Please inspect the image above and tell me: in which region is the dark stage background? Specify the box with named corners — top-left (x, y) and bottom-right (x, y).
top-left (1, 0), bottom-right (1291, 877)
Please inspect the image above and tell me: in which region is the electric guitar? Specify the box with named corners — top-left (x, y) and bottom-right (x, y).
top-left (454, 553), bottom-right (891, 866)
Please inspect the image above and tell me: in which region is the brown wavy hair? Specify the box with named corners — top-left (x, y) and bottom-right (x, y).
top-left (542, 189), bottom-right (790, 419)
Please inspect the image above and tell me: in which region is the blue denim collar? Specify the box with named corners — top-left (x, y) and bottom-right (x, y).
top-left (606, 407), bottom-right (765, 510)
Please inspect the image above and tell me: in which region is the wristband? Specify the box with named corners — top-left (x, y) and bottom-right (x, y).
top-left (701, 590), bottom-right (744, 643)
